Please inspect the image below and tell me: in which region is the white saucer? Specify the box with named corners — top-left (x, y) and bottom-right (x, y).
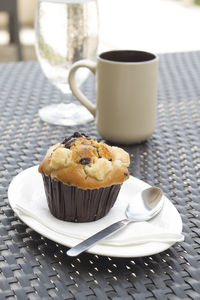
top-left (8, 166), bottom-right (183, 257)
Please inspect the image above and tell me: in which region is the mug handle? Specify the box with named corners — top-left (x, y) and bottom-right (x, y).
top-left (68, 60), bottom-right (96, 117)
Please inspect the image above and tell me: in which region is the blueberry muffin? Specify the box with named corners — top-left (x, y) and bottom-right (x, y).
top-left (38, 132), bottom-right (130, 222)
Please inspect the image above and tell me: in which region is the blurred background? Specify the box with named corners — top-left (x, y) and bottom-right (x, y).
top-left (0, 0), bottom-right (200, 63)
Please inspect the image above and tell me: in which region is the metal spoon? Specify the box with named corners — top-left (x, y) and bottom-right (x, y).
top-left (67, 187), bottom-right (166, 256)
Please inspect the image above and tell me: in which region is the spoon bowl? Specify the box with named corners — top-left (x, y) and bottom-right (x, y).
top-left (126, 187), bottom-right (164, 222)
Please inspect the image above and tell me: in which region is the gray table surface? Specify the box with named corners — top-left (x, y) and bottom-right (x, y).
top-left (0, 51), bottom-right (200, 299)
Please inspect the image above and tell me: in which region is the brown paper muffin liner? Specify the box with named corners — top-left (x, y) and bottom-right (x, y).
top-left (42, 175), bottom-right (121, 222)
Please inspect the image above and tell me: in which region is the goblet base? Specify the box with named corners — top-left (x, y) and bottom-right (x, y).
top-left (39, 103), bottom-right (94, 126)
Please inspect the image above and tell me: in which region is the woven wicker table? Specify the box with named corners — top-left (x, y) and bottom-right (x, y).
top-left (0, 51), bottom-right (200, 299)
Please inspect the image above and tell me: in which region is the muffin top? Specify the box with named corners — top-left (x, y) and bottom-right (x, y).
top-left (38, 132), bottom-right (130, 189)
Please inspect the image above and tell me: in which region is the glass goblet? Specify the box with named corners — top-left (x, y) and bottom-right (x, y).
top-left (35, 0), bottom-right (98, 126)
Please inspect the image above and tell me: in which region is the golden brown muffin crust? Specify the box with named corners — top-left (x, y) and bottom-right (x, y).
top-left (38, 132), bottom-right (130, 189)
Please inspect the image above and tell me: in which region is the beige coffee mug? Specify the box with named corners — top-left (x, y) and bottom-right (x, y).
top-left (69, 50), bottom-right (159, 144)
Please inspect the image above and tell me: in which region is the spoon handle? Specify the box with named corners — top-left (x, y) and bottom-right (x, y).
top-left (67, 219), bottom-right (129, 256)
